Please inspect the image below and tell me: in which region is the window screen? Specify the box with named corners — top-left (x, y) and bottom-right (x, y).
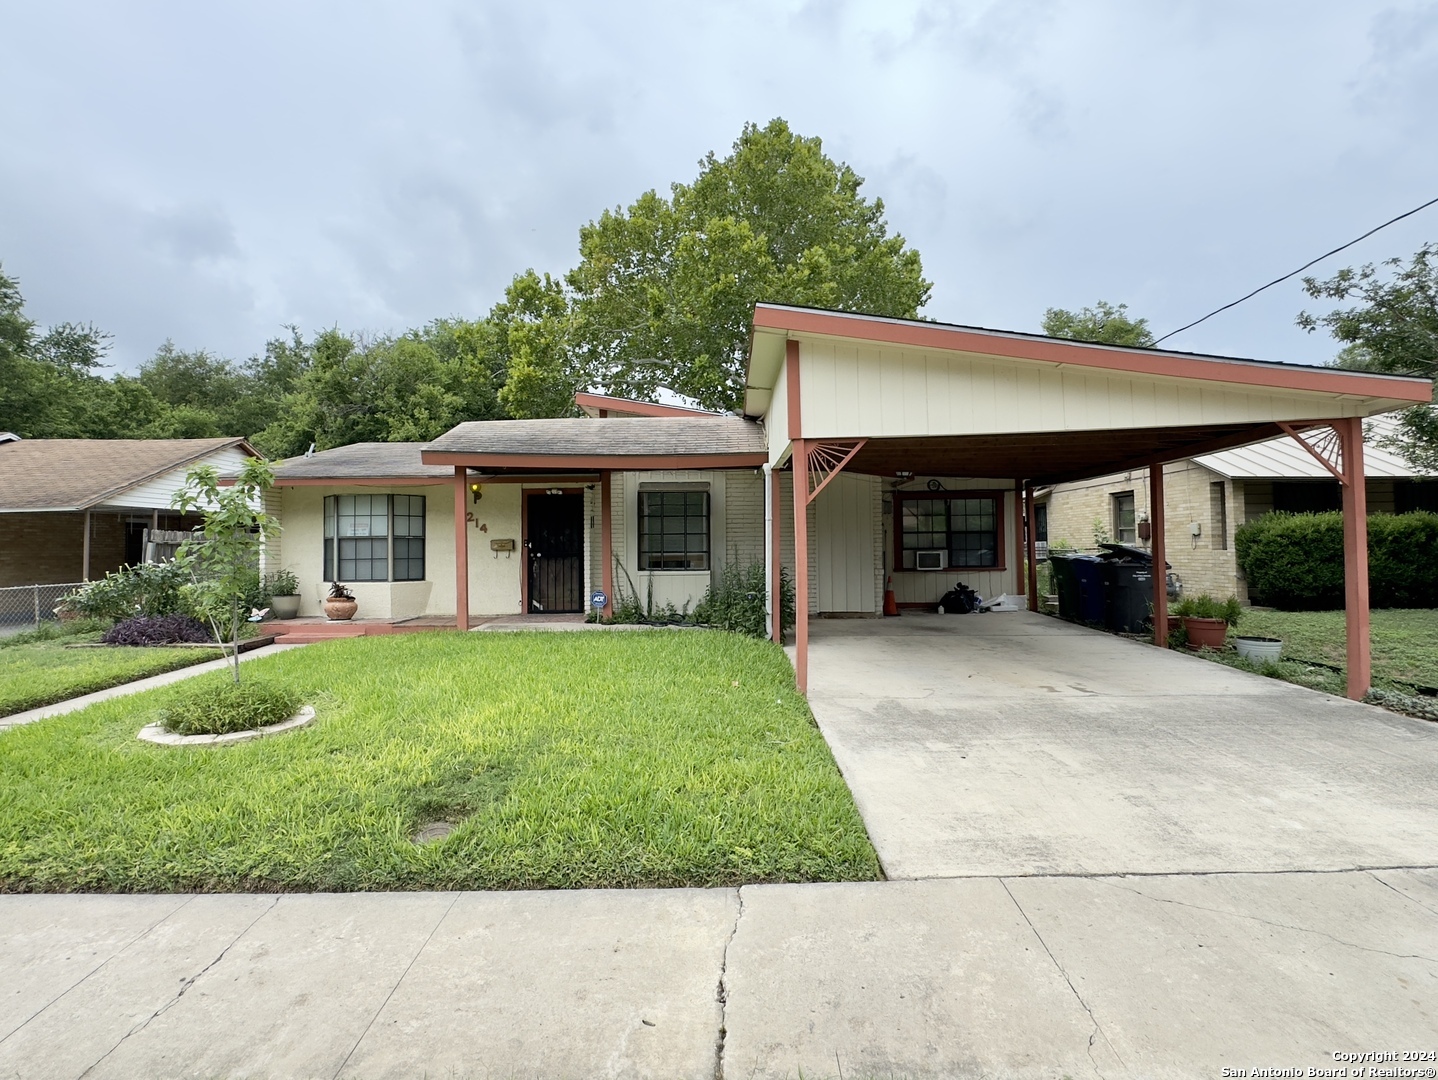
top-left (639, 491), bottom-right (709, 571)
top-left (899, 495), bottom-right (1000, 569)
top-left (323, 494), bottom-right (425, 582)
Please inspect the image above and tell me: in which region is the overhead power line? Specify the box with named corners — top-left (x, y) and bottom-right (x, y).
top-left (1152, 194), bottom-right (1438, 346)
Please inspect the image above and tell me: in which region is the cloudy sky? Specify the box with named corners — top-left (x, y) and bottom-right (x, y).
top-left (2, 0), bottom-right (1435, 373)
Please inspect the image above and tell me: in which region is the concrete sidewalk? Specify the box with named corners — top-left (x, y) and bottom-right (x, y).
top-left (0, 642), bottom-right (305, 731)
top-left (3, 869), bottom-right (1435, 1079)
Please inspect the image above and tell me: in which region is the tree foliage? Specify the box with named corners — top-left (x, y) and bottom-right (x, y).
top-left (1041, 301), bottom-right (1155, 347)
top-left (566, 118), bottom-right (932, 411)
top-left (1298, 243), bottom-right (1438, 469)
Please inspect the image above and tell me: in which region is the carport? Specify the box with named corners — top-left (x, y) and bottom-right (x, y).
top-left (744, 304), bottom-right (1432, 699)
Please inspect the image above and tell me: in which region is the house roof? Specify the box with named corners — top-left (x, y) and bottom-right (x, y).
top-left (422, 417), bottom-right (768, 470)
top-left (0, 437), bottom-right (255, 512)
top-left (1193, 413), bottom-right (1434, 480)
top-left (269, 443), bottom-right (455, 485)
top-left (574, 392), bottom-right (720, 418)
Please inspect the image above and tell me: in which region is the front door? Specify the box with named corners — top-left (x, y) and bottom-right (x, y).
top-left (526, 493), bottom-right (583, 613)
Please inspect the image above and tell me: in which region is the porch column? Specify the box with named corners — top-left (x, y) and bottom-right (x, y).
top-left (771, 464), bottom-right (783, 643)
top-left (82, 510), bottom-right (92, 581)
top-left (1338, 417), bottom-right (1371, 699)
top-left (791, 440), bottom-right (809, 693)
top-left (453, 467), bottom-right (469, 631)
top-left (1149, 462), bottom-right (1168, 647)
top-left (1012, 480), bottom-right (1024, 603)
top-left (1024, 484), bottom-right (1038, 612)
top-left (600, 471), bottom-right (614, 618)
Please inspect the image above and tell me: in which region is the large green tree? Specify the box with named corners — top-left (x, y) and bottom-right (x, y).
top-left (563, 118), bottom-right (932, 411)
top-left (1298, 243), bottom-right (1438, 469)
top-left (1041, 301), bottom-right (1155, 347)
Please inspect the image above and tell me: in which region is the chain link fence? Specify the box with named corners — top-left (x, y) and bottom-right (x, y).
top-left (0, 583), bottom-right (85, 638)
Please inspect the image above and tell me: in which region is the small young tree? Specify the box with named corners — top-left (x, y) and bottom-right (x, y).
top-left (172, 458), bottom-right (277, 683)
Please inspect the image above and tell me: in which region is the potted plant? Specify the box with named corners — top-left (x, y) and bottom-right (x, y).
top-left (1235, 635), bottom-right (1282, 663)
top-left (266, 568), bottom-right (302, 620)
top-left (323, 581), bottom-right (357, 621)
top-left (1172, 594), bottom-right (1240, 650)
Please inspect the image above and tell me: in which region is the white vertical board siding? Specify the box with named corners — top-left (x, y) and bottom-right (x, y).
top-left (815, 472), bottom-right (878, 612)
top-left (794, 339), bottom-right (1368, 439)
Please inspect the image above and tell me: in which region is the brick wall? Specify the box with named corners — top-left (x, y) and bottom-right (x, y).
top-left (723, 470), bottom-right (765, 573)
top-left (0, 511), bottom-right (128, 588)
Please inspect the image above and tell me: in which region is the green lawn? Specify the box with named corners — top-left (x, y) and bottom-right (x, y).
top-left (0, 630), bottom-right (881, 892)
top-left (0, 638), bottom-right (224, 717)
top-left (1235, 608), bottom-right (1438, 688)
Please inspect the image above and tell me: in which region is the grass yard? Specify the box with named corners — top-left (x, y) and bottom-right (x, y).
top-left (0, 638), bottom-right (224, 717)
top-left (0, 630), bottom-right (881, 892)
top-left (1234, 608), bottom-right (1438, 689)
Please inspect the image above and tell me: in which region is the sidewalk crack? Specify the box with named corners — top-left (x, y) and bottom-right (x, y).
top-left (78, 894), bottom-right (280, 1079)
top-left (1097, 879), bottom-right (1438, 963)
top-left (331, 891), bottom-right (460, 1080)
top-left (714, 887), bottom-right (745, 1080)
top-left (0, 895), bottom-right (195, 1049)
top-left (1369, 871), bottom-right (1438, 918)
top-left (1001, 879), bottom-right (1121, 1080)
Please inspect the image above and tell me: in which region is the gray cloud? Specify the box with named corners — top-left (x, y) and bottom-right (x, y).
top-left (0, 0), bottom-right (1435, 374)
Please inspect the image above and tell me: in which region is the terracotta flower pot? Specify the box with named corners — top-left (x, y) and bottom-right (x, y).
top-left (323, 598), bottom-right (358, 622)
top-left (1183, 616), bottom-right (1227, 650)
top-left (1167, 615), bottom-right (1182, 636)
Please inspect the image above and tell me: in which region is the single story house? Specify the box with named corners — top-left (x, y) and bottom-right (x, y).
top-left (0, 435), bottom-right (257, 589)
top-left (264, 304), bottom-right (1432, 700)
top-left (1036, 413), bottom-right (1438, 601)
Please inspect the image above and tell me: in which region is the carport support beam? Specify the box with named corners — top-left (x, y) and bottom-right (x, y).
top-left (1149, 462), bottom-right (1168, 647)
top-left (1338, 418), bottom-right (1371, 699)
top-left (1024, 484), bottom-right (1038, 612)
top-left (600, 471), bottom-right (613, 618)
top-left (792, 438), bottom-right (809, 693)
top-left (454, 467), bottom-right (469, 631)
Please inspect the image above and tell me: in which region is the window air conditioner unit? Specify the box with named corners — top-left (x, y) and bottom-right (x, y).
top-left (916, 550), bottom-right (946, 570)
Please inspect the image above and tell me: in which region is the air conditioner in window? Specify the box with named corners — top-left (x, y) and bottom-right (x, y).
top-left (916, 550), bottom-right (947, 570)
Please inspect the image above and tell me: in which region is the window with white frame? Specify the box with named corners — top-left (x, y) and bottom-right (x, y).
top-left (1112, 491), bottom-right (1136, 544)
top-left (638, 490), bottom-right (709, 571)
top-left (324, 494), bottom-right (425, 582)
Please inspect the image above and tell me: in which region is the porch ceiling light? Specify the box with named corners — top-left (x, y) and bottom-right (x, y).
top-left (895, 470), bottom-right (913, 479)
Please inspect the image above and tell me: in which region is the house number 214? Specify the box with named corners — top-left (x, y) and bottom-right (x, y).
top-left (464, 512), bottom-right (488, 532)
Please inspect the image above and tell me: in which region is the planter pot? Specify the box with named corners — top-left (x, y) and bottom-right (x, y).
top-left (1183, 616), bottom-right (1228, 650)
top-left (270, 594), bottom-right (301, 619)
top-left (1235, 636), bottom-right (1282, 663)
top-left (1167, 615), bottom-right (1182, 636)
top-left (323, 598), bottom-right (358, 621)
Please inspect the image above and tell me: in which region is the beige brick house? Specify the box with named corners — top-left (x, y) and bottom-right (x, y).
top-left (1035, 414), bottom-right (1437, 602)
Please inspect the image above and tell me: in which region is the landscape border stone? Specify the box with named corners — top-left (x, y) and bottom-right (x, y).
top-left (137, 705), bottom-right (316, 746)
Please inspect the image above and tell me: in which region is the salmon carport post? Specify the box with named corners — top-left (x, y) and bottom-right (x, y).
top-left (743, 304), bottom-right (1431, 700)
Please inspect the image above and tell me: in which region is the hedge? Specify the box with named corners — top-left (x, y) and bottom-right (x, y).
top-left (1234, 511), bottom-right (1438, 610)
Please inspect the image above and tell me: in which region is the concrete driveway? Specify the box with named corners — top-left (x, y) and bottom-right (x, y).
top-left (804, 611), bottom-right (1438, 879)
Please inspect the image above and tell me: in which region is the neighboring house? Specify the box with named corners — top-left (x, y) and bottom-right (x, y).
top-left (0, 436), bottom-right (257, 588)
top-left (261, 303), bottom-right (1430, 699)
top-left (1036, 413), bottom-right (1438, 601)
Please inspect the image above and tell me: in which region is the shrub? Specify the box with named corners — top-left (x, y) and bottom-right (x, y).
top-left (102, 614), bottom-right (213, 646)
top-left (1171, 594), bottom-right (1242, 626)
top-left (266, 568), bottom-right (300, 596)
top-left (159, 680), bottom-right (301, 736)
top-left (64, 560), bottom-right (192, 621)
top-left (1236, 511), bottom-right (1438, 610)
top-left (695, 560), bottom-right (796, 639)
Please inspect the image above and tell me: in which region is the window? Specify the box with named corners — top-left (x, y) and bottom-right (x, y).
top-left (324, 494), bottom-right (426, 582)
top-left (639, 490), bottom-right (709, 571)
top-left (897, 493), bottom-right (1001, 570)
top-left (1209, 482), bottom-right (1228, 550)
top-left (1034, 503), bottom-right (1048, 544)
top-left (1396, 480), bottom-right (1438, 514)
top-left (1272, 481), bottom-right (1341, 514)
top-left (1112, 492), bottom-right (1136, 544)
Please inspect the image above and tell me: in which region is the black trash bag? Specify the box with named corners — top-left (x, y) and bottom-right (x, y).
top-left (937, 583), bottom-right (978, 614)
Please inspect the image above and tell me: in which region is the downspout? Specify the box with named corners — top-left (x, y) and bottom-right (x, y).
top-left (762, 462), bottom-right (774, 639)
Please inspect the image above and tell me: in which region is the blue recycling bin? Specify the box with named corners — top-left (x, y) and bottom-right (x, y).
top-left (1050, 553), bottom-right (1105, 626)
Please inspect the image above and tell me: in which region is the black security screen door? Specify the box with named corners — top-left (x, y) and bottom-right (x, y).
top-left (526, 493), bottom-right (583, 613)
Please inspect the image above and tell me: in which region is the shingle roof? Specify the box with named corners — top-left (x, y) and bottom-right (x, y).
top-left (424, 417), bottom-right (767, 460)
top-left (270, 443), bottom-right (454, 482)
top-left (1194, 413), bottom-right (1434, 480)
top-left (0, 438), bottom-right (252, 511)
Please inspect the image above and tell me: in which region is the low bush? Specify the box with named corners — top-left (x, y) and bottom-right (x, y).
top-left (695, 561), bottom-right (796, 638)
top-left (158, 679), bottom-right (301, 736)
top-left (64, 560), bottom-right (194, 621)
top-left (1236, 511), bottom-right (1438, 610)
top-left (102, 614), bottom-right (213, 646)
top-left (265, 568), bottom-right (300, 597)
